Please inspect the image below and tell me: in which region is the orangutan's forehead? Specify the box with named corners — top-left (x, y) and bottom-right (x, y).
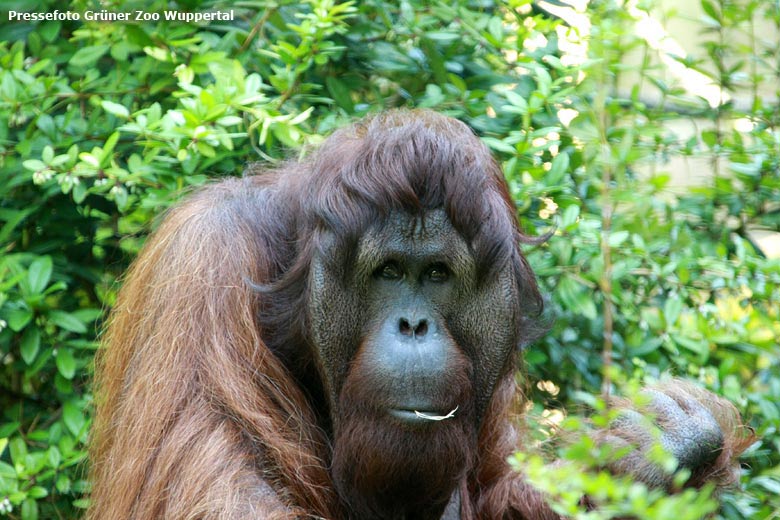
top-left (352, 210), bottom-right (472, 272)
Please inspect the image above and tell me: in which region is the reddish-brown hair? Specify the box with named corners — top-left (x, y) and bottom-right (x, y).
top-left (89, 109), bottom-right (548, 518)
top-left (89, 110), bottom-right (747, 519)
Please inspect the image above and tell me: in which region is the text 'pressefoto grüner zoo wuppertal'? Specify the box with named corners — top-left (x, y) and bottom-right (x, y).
top-left (7, 9), bottom-right (235, 22)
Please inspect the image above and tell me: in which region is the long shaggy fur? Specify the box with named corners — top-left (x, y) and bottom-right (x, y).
top-left (89, 110), bottom-right (545, 519)
top-left (89, 110), bottom-right (749, 520)
top-left (89, 181), bottom-right (336, 518)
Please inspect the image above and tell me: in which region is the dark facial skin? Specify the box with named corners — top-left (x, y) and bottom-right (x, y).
top-left (353, 211), bottom-right (474, 424)
top-left (307, 209), bottom-right (518, 519)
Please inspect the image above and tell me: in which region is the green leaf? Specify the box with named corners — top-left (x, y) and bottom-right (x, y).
top-left (710, 333), bottom-right (739, 345)
top-left (534, 67), bottom-right (552, 96)
top-left (547, 152), bottom-right (569, 184)
top-left (113, 186), bottom-right (129, 210)
top-left (69, 45), bottom-right (110, 67)
top-left (560, 204), bottom-right (580, 229)
top-left (70, 308), bottom-right (102, 323)
top-left (22, 498), bottom-right (38, 520)
top-left (125, 24), bottom-right (153, 47)
top-left (101, 101), bottom-right (129, 119)
top-left (49, 310), bottom-right (88, 333)
top-left (62, 400), bottom-right (86, 437)
top-left (504, 91), bottom-right (529, 114)
top-left (56, 474), bottom-right (70, 493)
top-left (700, 129), bottom-right (718, 148)
top-left (196, 142), bottom-right (216, 158)
top-left (663, 296), bottom-right (683, 328)
top-left (9, 437), bottom-right (27, 465)
top-left (649, 173), bottom-right (670, 190)
top-left (111, 40), bottom-right (133, 61)
top-left (28, 58), bottom-right (51, 76)
top-left (42, 146), bottom-right (54, 164)
top-left (608, 230), bottom-right (630, 247)
top-left (39, 20), bottom-right (61, 42)
top-left (1, 72), bottom-right (17, 100)
top-left (72, 498), bottom-right (90, 509)
top-left (326, 76), bottom-right (355, 112)
top-left (23, 159), bottom-right (46, 171)
top-left (488, 16), bottom-right (504, 42)
top-left (27, 487), bottom-right (48, 499)
top-left (20, 326), bottom-right (41, 365)
top-left (420, 38), bottom-right (447, 84)
top-left (7, 307), bottom-right (33, 331)
top-left (0, 423), bottom-right (20, 438)
top-left (671, 334), bottom-right (709, 356)
top-left (48, 446), bottom-right (61, 469)
top-left (27, 256), bottom-right (53, 294)
top-left (481, 137), bottom-right (516, 154)
top-left (73, 182), bottom-right (87, 203)
top-left (557, 276), bottom-right (598, 320)
top-left (79, 153), bottom-right (100, 168)
top-left (55, 348), bottom-right (76, 379)
top-left (701, 0), bottom-right (721, 23)
top-left (730, 161), bottom-right (759, 176)
top-left (425, 31), bottom-right (459, 42)
top-left (0, 461), bottom-right (16, 479)
top-left (102, 131), bottom-right (120, 159)
top-left (0, 208), bottom-right (33, 246)
top-left (216, 116), bottom-right (243, 127)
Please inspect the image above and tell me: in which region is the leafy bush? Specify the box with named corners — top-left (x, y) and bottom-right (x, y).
top-left (0, 0), bottom-right (777, 518)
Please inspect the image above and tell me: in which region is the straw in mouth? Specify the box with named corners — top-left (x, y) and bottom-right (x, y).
top-left (413, 406), bottom-right (458, 421)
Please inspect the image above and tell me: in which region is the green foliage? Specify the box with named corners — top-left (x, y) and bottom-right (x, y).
top-left (508, 1), bottom-right (780, 517)
top-left (0, 0), bottom-right (777, 518)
